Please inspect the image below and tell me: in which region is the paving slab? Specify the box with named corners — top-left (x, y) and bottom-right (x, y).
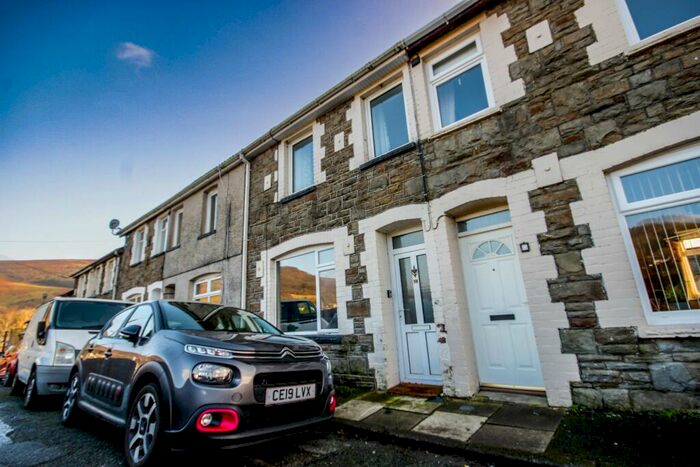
top-left (487, 404), bottom-right (563, 432)
top-left (437, 400), bottom-right (502, 417)
top-left (334, 399), bottom-right (384, 422)
top-left (468, 424), bottom-right (554, 454)
top-left (383, 395), bottom-right (442, 414)
top-left (412, 411), bottom-right (487, 442)
top-left (362, 408), bottom-right (427, 431)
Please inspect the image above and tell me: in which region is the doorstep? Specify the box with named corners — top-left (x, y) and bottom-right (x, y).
top-left (333, 390), bottom-right (564, 464)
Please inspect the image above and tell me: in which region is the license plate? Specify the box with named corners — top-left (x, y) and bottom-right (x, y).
top-left (265, 383), bottom-right (316, 406)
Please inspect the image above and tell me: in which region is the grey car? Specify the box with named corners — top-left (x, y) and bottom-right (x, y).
top-left (61, 300), bottom-right (336, 467)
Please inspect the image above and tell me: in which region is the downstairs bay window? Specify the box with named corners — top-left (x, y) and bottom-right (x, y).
top-left (193, 275), bottom-right (222, 303)
top-left (611, 144), bottom-right (700, 324)
top-left (278, 247), bottom-right (337, 334)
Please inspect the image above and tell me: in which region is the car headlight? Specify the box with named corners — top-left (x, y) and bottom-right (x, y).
top-left (184, 344), bottom-right (235, 359)
top-left (53, 342), bottom-right (76, 366)
top-left (192, 363), bottom-right (233, 384)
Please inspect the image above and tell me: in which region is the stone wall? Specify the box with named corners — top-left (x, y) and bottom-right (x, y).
top-left (116, 220), bottom-right (165, 298)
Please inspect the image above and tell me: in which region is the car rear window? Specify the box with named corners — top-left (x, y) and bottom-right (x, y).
top-left (161, 302), bottom-right (281, 334)
top-left (53, 301), bottom-right (129, 330)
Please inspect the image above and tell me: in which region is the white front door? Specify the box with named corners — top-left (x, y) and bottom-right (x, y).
top-left (391, 232), bottom-right (442, 384)
top-left (459, 226), bottom-right (544, 389)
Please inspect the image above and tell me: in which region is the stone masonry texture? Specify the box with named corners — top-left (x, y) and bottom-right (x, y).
top-left (244, 0), bottom-right (700, 404)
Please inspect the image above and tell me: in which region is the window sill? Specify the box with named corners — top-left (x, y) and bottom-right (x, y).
top-left (305, 334), bottom-right (342, 345)
top-left (198, 230), bottom-right (216, 240)
top-left (166, 245), bottom-right (180, 253)
top-left (625, 17), bottom-right (700, 57)
top-left (129, 261), bottom-right (143, 268)
top-left (151, 251), bottom-right (165, 259)
top-left (359, 142), bottom-right (417, 171)
top-left (279, 185), bottom-right (316, 204)
top-left (427, 106), bottom-right (502, 141)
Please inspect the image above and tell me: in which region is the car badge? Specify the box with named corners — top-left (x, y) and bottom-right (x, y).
top-left (280, 347), bottom-right (294, 359)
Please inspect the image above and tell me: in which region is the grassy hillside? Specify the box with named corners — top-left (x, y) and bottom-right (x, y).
top-left (0, 276), bottom-right (68, 310)
top-left (0, 259), bottom-right (91, 288)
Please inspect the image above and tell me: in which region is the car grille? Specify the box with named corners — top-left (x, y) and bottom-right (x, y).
top-left (253, 369), bottom-right (323, 403)
top-left (232, 346), bottom-right (323, 361)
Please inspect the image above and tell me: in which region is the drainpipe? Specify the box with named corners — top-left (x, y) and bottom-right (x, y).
top-left (239, 151), bottom-right (251, 309)
top-left (111, 251), bottom-right (121, 300)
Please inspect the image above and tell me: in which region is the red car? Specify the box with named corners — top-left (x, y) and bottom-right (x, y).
top-left (0, 345), bottom-right (18, 387)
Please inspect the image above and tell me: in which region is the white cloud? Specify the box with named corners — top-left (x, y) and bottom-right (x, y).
top-left (116, 42), bottom-right (155, 69)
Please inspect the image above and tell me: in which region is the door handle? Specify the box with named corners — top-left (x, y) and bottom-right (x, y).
top-left (104, 349), bottom-right (113, 358)
top-left (86, 344), bottom-right (95, 352)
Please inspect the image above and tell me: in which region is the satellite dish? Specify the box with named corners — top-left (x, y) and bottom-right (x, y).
top-left (109, 219), bottom-right (120, 230)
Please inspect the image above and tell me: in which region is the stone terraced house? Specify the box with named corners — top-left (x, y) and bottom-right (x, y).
top-left (72, 248), bottom-right (123, 300)
top-left (81, 0), bottom-right (700, 410)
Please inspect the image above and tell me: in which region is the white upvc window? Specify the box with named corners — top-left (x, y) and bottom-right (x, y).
top-left (193, 275), bottom-right (222, 303)
top-left (289, 133), bottom-right (314, 194)
top-left (365, 81), bottom-right (410, 158)
top-left (277, 246), bottom-right (338, 334)
top-left (610, 142), bottom-right (700, 325)
top-left (427, 33), bottom-right (493, 131)
top-left (204, 190), bottom-right (218, 234)
top-left (103, 258), bottom-right (115, 293)
top-left (131, 227), bottom-right (147, 264)
top-left (153, 216), bottom-right (169, 256)
top-left (618, 0), bottom-right (700, 43)
top-left (171, 208), bottom-right (183, 247)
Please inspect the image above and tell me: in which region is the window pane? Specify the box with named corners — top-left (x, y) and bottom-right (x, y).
top-left (279, 251), bottom-right (317, 332)
top-left (211, 277), bottom-right (222, 292)
top-left (292, 136), bottom-right (314, 193)
top-left (318, 248), bottom-right (335, 265)
top-left (124, 305), bottom-right (152, 330)
top-left (319, 269), bottom-right (337, 330)
top-left (432, 42), bottom-right (478, 76)
top-left (209, 193), bottom-right (218, 230)
top-left (398, 257), bottom-right (417, 324)
top-left (626, 0), bottom-right (700, 40)
top-left (209, 294), bottom-right (221, 304)
top-left (195, 281), bottom-right (208, 296)
top-left (416, 254), bottom-right (434, 323)
top-left (626, 201), bottom-right (700, 312)
top-left (458, 210), bottom-right (511, 233)
top-left (370, 85), bottom-right (409, 156)
top-left (437, 63), bottom-right (489, 127)
top-left (392, 230), bottom-right (425, 249)
top-left (102, 309), bottom-right (132, 338)
top-left (621, 157), bottom-right (700, 203)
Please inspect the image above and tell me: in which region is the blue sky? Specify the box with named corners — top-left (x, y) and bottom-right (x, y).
top-left (0, 0), bottom-right (459, 260)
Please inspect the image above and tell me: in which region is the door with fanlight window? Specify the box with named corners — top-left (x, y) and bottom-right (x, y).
top-left (390, 231), bottom-right (441, 384)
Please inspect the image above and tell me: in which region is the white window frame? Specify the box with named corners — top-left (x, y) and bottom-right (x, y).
top-left (172, 208), bottom-right (183, 247)
top-left (131, 227), bottom-right (147, 265)
top-left (152, 216), bottom-right (169, 256)
top-left (609, 142), bottom-right (700, 326)
top-left (204, 190), bottom-right (218, 234)
top-left (364, 79), bottom-right (411, 159)
top-left (427, 33), bottom-right (494, 132)
top-left (287, 131), bottom-right (314, 195)
top-left (193, 274), bottom-right (222, 302)
top-left (277, 245), bottom-right (338, 335)
top-left (102, 259), bottom-right (115, 293)
top-left (616, 0), bottom-right (700, 46)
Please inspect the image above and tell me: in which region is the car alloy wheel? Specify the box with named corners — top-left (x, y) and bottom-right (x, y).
top-left (126, 386), bottom-right (160, 465)
top-left (61, 373), bottom-right (80, 425)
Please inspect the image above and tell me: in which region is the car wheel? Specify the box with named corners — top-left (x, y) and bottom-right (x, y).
top-left (61, 372), bottom-right (83, 426)
top-left (124, 384), bottom-right (165, 466)
top-left (23, 370), bottom-right (40, 410)
top-left (0, 372), bottom-right (9, 387)
top-left (9, 372), bottom-right (23, 396)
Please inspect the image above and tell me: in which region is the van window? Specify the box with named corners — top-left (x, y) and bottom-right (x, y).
top-left (54, 301), bottom-right (129, 330)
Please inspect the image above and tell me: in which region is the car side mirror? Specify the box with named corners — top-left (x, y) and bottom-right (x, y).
top-left (0, 351), bottom-right (4, 358)
top-left (36, 321), bottom-right (47, 344)
top-left (119, 324), bottom-right (142, 344)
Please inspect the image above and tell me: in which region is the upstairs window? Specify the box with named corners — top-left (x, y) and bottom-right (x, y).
top-left (131, 227), bottom-right (147, 264)
top-left (611, 144), bottom-right (700, 325)
top-left (278, 247), bottom-right (337, 334)
top-left (291, 135), bottom-right (314, 193)
top-left (428, 35), bottom-right (491, 130)
top-left (172, 208), bottom-right (183, 247)
top-left (621, 0), bottom-right (700, 41)
top-left (193, 275), bottom-right (222, 304)
top-left (204, 190), bottom-right (218, 234)
top-left (367, 83), bottom-right (409, 157)
top-left (153, 216), bottom-right (169, 255)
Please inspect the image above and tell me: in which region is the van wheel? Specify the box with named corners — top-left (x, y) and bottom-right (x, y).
top-left (61, 373), bottom-right (83, 427)
top-left (23, 370), bottom-right (40, 410)
top-left (9, 373), bottom-right (23, 396)
top-left (124, 384), bottom-right (165, 466)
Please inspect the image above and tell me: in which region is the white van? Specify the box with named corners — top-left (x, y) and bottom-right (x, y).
top-left (15, 297), bottom-right (129, 409)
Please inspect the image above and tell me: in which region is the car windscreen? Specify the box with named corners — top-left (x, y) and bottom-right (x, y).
top-left (161, 302), bottom-right (282, 334)
top-left (53, 301), bottom-right (129, 330)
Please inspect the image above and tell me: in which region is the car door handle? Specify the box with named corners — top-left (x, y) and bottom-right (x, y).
top-left (104, 349), bottom-right (113, 358)
top-left (86, 344), bottom-right (95, 352)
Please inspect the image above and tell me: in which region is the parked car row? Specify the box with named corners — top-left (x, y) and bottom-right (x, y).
top-left (8, 297), bottom-right (336, 467)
